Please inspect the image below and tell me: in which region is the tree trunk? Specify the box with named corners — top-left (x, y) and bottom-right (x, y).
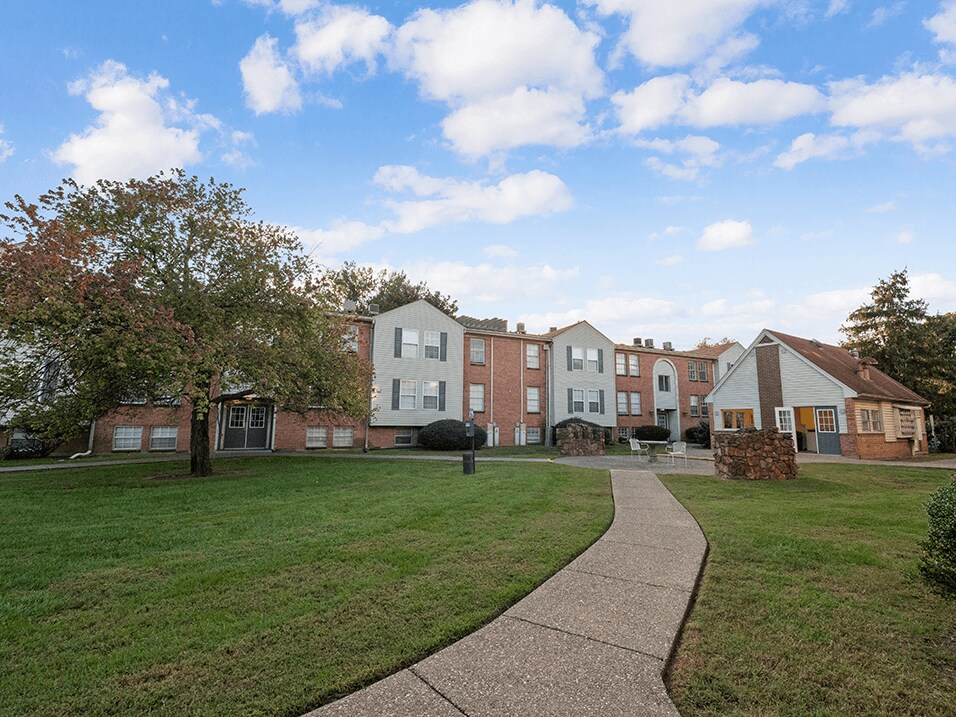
top-left (190, 405), bottom-right (212, 476)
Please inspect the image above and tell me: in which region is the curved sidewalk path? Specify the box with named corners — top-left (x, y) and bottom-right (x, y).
top-left (308, 469), bottom-right (708, 717)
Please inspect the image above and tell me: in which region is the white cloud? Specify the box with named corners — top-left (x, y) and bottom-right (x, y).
top-left (586, 0), bottom-right (762, 68)
top-left (656, 254), bottom-right (685, 266)
top-left (865, 200), bottom-right (896, 213)
top-left (294, 219), bottom-right (386, 255)
top-left (680, 78), bottom-right (825, 126)
top-left (0, 125), bottom-right (13, 163)
top-left (826, 0), bottom-right (850, 18)
top-left (701, 297), bottom-right (775, 318)
top-left (293, 6), bottom-right (391, 75)
top-left (697, 219), bottom-right (755, 251)
top-left (298, 166), bottom-right (574, 254)
top-left (926, 2), bottom-right (956, 45)
top-left (402, 260), bottom-right (580, 302)
top-left (442, 87), bottom-right (589, 157)
top-left (392, 0), bottom-right (602, 157)
top-left (240, 34), bottom-right (302, 115)
top-left (910, 272), bottom-right (956, 305)
top-left (829, 73), bottom-right (956, 153)
top-left (375, 166), bottom-right (574, 233)
top-left (639, 135), bottom-right (722, 181)
top-left (521, 293), bottom-right (683, 335)
top-left (53, 61), bottom-right (218, 185)
top-left (894, 229), bottom-right (915, 244)
top-left (220, 130), bottom-right (257, 170)
top-left (244, 0), bottom-right (320, 16)
top-left (799, 229), bottom-right (835, 241)
top-left (485, 244), bottom-right (519, 258)
top-left (612, 74), bottom-right (691, 134)
top-left (867, 3), bottom-right (905, 29)
top-left (773, 132), bottom-right (852, 169)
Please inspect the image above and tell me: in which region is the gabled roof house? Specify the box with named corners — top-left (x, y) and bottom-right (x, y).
top-left (706, 329), bottom-right (929, 459)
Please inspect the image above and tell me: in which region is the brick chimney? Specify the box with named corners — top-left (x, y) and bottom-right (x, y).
top-left (856, 357), bottom-right (877, 380)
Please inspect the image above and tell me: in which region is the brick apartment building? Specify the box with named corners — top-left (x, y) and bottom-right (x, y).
top-left (4, 299), bottom-right (740, 455)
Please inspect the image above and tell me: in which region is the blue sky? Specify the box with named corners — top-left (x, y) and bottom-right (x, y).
top-left (3, 1), bottom-right (956, 349)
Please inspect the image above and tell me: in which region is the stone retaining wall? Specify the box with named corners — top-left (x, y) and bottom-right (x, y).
top-left (713, 428), bottom-right (797, 480)
top-left (556, 426), bottom-right (606, 456)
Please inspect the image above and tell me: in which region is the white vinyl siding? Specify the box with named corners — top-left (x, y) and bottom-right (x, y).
top-left (306, 427), bottom-right (328, 448)
top-left (112, 426), bottom-right (143, 451)
top-left (551, 323), bottom-right (616, 427)
top-left (148, 426), bottom-right (178, 451)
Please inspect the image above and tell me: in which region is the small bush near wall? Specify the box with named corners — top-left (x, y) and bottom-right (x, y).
top-left (635, 424), bottom-right (671, 442)
top-left (931, 416), bottom-right (956, 453)
top-left (685, 421), bottom-right (711, 448)
top-left (418, 419), bottom-right (487, 451)
top-left (919, 475), bottom-right (956, 600)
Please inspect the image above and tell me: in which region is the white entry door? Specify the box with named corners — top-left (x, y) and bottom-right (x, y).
top-left (775, 407), bottom-right (797, 452)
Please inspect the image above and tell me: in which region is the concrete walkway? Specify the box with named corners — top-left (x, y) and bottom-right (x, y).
top-left (307, 469), bottom-right (707, 717)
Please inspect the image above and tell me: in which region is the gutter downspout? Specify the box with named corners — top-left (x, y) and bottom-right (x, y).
top-left (70, 419), bottom-right (96, 459)
top-left (364, 321), bottom-right (374, 453)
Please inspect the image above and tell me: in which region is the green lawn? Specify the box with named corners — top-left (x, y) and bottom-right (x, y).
top-left (661, 464), bottom-right (956, 717)
top-left (0, 456), bottom-right (612, 716)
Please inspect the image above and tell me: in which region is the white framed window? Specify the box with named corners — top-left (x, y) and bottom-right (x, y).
top-left (470, 338), bottom-right (485, 365)
top-left (586, 348), bottom-right (599, 372)
top-left (658, 375), bottom-right (671, 392)
top-left (121, 395), bottom-right (147, 405)
top-left (149, 426), bottom-right (178, 451)
top-left (702, 401), bottom-right (710, 417)
top-left (698, 362), bottom-right (708, 382)
top-left (153, 395), bottom-right (181, 406)
top-left (588, 389), bottom-right (600, 413)
top-left (527, 387), bottom-right (540, 414)
top-left (470, 384), bottom-right (485, 412)
top-left (402, 329), bottom-right (419, 358)
top-left (629, 355), bottom-right (639, 377)
top-left (249, 406), bottom-right (267, 429)
top-left (860, 408), bottom-right (883, 433)
top-left (345, 325), bottom-right (359, 352)
top-left (228, 405), bottom-right (246, 428)
top-left (690, 395), bottom-right (700, 417)
top-left (618, 427), bottom-right (629, 441)
top-left (617, 391), bottom-right (628, 415)
top-left (572, 388), bottom-right (585, 413)
top-left (526, 344), bottom-right (540, 369)
top-left (571, 347), bottom-right (584, 370)
top-left (615, 353), bottom-right (626, 376)
top-left (112, 425), bottom-right (143, 451)
top-left (306, 427), bottom-right (328, 448)
top-left (422, 380), bottom-right (439, 410)
top-left (424, 331), bottom-right (440, 359)
top-left (526, 426), bottom-right (541, 444)
top-left (394, 428), bottom-right (414, 445)
top-left (400, 380), bottom-right (416, 410)
top-left (332, 426), bottom-right (354, 447)
top-left (630, 392), bottom-right (642, 415)
top-left (688, 362), bottom-right (698, 381)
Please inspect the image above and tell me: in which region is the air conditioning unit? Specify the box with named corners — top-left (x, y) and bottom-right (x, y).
top-left (633, 338), bottom-right (643, 346)
top-left (343, 300), bottom-right (356, 312)
top-left (369, 303), bottom-right (380, 315)
top-left (645, 338), bottom-right (655, 348)
top-left (663, 341), bottom-right (673, 350)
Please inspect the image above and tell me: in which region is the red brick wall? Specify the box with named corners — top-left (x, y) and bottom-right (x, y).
top-left (462, 332), bottom-right (547, 445)
top-left (93, 402), bottom-right (197, 454)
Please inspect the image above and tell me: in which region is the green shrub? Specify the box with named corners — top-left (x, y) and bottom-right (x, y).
top-left (684, 420), bottom-right (711, 448)
top-left (918, 475), bottom-right (956, 600)
top-left (418, 419), bottom-right (487, 451)
top-left (635, 424), bottom-right (671, 442)
top-left (931, 416), bottom-right (956, 452)
top-left (552, 418), bottom-right (612, 445)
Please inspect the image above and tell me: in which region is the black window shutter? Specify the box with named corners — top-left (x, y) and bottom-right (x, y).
top-left (438, 381), bottom-right (446, 411)
top-left (599, 389), bottom-right (605, 415)
top-left (567, 346), bottom-right (573, 371)
top-left (567, 388), bottom-right (573, 413)
top-left (597, 349), bottom-right (604, 373)
top-left (394, 327), bottom-right (402, 358)
top-left (439, 332), bottom-right (448, 362)
top-left (391, 378), bottom-right (400, 410)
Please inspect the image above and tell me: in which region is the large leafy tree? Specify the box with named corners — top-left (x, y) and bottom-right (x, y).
top-left (326, 260), bottom-right (458, 316)
top-left (841, 269), bottom-right (956, 416)
top-left (0, 170), bottom-right (371, 475)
